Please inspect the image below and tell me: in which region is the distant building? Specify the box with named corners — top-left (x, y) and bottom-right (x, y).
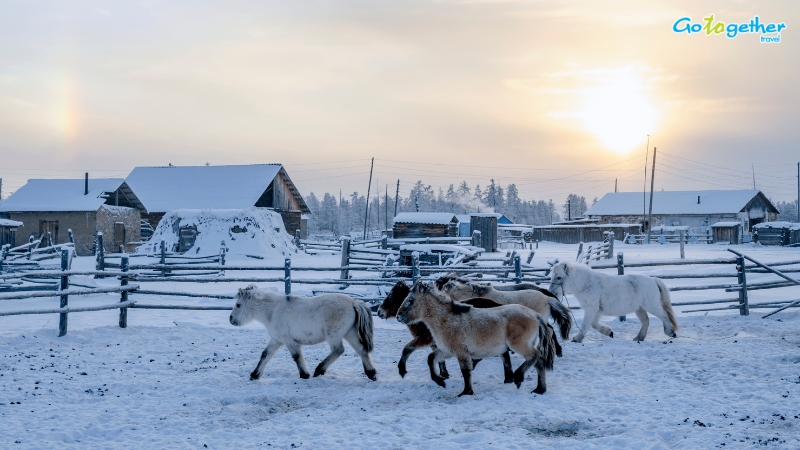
top-left (393, 212), bottom-right (459, 239)
top-left (585, 190), bottom-right (779, 234)
top-left (456, 213), bottom-right (511, 237)
top-left (124, 164), bottom-right (311, 237)
top-left (0, 177), bottom-right (144, 255)
top-left (0, 218), bottom-right (22, 248)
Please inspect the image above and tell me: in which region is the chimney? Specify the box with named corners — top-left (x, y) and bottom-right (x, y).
top-left (85, 173), bottom-right (89, 195)
top-left (697, 195), bottom-right (700, 204)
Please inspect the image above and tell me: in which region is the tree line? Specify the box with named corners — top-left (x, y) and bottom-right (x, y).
top-left (304, 179), bottom-right (590, 236)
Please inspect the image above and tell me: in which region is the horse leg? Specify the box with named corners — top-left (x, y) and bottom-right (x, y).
top-left (344, 329), bottom-right (377, 381)
top-left (572, 307), bottom-right (597, 343)
top-left (648, 306), bottom-right (677, 338)
top-left (313, 341), bottom-right (345, 377)
top-left (456, 356), bottom-right (475, 397)
top-left (432, 343), bottom-right (450, 380)
top-left (532, 355), bottom-right (547, 395)
top-left (251, 339), bottom-right (283, 380)
top-left (633, 308), bottom-right (650, 342)
top-left (286, 343), bottom-right (311, 379)
top-left (398, 336), bottom-right (427, 378)
top-left (590, 314), bottom-right (614, 338)
top-left (427, 351), bottom-right (447, 388)
top-left (547, 324), bottom-right (563, 357)
top-left (501, 350), bottom-right (514, 384)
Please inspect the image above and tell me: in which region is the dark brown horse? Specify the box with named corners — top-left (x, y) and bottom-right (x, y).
top-left (378, 280), bottom-right (513, 383)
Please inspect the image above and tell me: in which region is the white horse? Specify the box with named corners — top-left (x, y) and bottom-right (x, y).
top-left (548, 262), bottom-right (678, 343)
top-left (229, 285), bottom-right (377, 381)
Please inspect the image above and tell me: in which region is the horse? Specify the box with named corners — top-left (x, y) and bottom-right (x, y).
top-left (378, 280), bottom-right (515, 383)
top-left (397, 281), bottom-right (556, 396)
top-left (435, 274), bottom-right (571, 357)
top-left (229, 285), bottom-right (377, 381)
top-left (548, 261), bottom-right (679, 343)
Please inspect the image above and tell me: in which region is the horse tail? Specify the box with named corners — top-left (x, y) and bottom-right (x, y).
top-left (547, 298), bottom-right (572, 341)
top-left (536, 314), bottom-right (556, 371)
top-left (656, 278), bottom-right (679, 331)
top-left (353, 301), bottom-right (375, 353)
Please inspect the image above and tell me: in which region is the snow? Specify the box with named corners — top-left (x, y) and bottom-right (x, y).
top-left (2, 243), bottom-right (800, 448)
top-left (0, 219), bottom-right (23, 227)
top-left (400, 244), bottom-right (480, 256)
top-left (0, 179), bottom-right (123, 212)
top-left (712, 222), bottom-right (742, 227)
top-left (586, 190), bottom-right (767, 216)
top-left (124, 165), bottom-right (286, 213)
top-left (755, 222), bottom-right (800, 231)
top-left (135, 208), bottom-right (295, 257)
top-left (393, 212), bottom-right (457, 225)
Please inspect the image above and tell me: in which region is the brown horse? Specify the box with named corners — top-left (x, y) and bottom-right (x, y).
top-left (378, 280), bottom-right (514, 383)
top-left (397, 281), bottom-right (556, 396)
top-left (436, 274), bottom-right (571, 357)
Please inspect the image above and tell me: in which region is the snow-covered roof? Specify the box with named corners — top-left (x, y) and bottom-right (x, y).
top-left (125, 164), bottom-right (309, 213)
top-left (754, 221), bottom-right (800, 230)
top-left (455, 215), bottom-right (470, 223)
top-left (585, 190), bottom-right (776, 216)
top-left (0, 218), bottom-right (23, 227)
top-left (0, 178), bottom-right (124, 212)
top-left (711, 222), bottom-right (742, 228)
top-left (393, 212), bottom-right (457, 225)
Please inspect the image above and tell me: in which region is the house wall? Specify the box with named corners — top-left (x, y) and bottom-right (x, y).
top-left (278, 210), bottom-right (302, 238)
top-left (393, 223), bottom-right (454, 239)
top-left (142, 212), bottom-right (165, 231)
top-left (96, 205), bottom-right (141, 253)
top-left (1, 226), bottom-right (17, 247)
top-left (8, 211), bottom-right (97, 255)
top-left (592, 214), bottom-right (739, 234)
top-left (271, 170), bottom-right (305, 212)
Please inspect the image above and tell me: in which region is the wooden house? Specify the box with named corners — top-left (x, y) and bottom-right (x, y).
top-left (711, 222), bottom-right (742, 244)
top-left (0, 176), bottom-right (144, 255)
top-left (392, 213), bottom-right (459, 239)
top-left (124, 164), bottom-right (311, 237)
top-left (585, 190), bottom-right (779, 235)
top-left (532, 224), bottom-right (641, 244)
top-left (753, 222), bottom-right (800, 246)
top-left (0, 218), bottom-right (22, 247)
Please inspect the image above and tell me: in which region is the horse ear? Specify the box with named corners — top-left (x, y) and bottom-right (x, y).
top-left (237, 288), bottom-right (247, 298)
top-left (450, 301), bottom-right (471, 314)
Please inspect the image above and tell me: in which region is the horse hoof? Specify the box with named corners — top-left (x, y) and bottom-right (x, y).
top-left (533, 386), bottom-right (546, 395)
top-left (556, 350), bottom-right (563, 357)
top-left (672, 332), bottom-right (677, 338)
top-left (299, 372), bottom-right (310, 379)
top-left (504, 377), bottom-right (514, 384)
top-left (433, 378), bottom-right (446, 388)
top-left (313, 368), bottom-right (325, 377)
top-left (457, 391), bottom-right (473, 397)
top-left (250, 372), bottom-right (260, 380)
top-left (609, 331), bottom-right (614, 338)
top-left (366, 370), bottom-right (377, 381)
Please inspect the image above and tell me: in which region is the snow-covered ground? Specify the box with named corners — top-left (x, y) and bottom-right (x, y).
top-left (1, 242), bottom-right (799, 448)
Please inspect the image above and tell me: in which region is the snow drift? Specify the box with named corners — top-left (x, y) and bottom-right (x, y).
top-left (136, 208), bottom-right (295, 257)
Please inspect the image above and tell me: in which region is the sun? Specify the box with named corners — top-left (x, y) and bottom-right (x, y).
top-left (578, 77), bottom-right (656, 154)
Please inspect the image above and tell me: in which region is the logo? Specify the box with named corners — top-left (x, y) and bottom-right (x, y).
top-left (673, 15), bottom-right (785, 43)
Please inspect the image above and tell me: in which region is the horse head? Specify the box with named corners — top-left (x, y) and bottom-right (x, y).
top-left (397, 280), bottom-right (435, 324)
top-left (548, 262), bottom-right (571, 298)
top-left (229, 284), bottom-right (260, 327)
top-left (377, 280), bottom-right (410, 319)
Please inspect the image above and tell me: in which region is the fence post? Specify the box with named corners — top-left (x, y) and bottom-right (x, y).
top-left (526, 251), bottom-right (535, 264)
top-left (576, 242), bottom-right (583, 262)
top-left (119, 254), bottom-right (129, 328)
top-left (160, 240), bottom-right (166, 277)
top-left (219, 242), bottom-right (226, 276)
top-left (607, 232), bottom-right (614, 259)
top-left (59, 249), bottom-right (70, 337)
top-left (284, 258), bottom-right (291, 295)
top-left (28, 235), bottom-right (34, 259)
top-left (381, 235), bottom-right (387, 250)
top-left (514, 255), bottom-right (521, 284)
top-left (95, 232), bottom-right (105, 279)
top-left (471, 230), bottom-right (481, 248)
top-left (294, 229), bottom-right (301, 249)
top-left (679, 229), bottom-right (685, 259)
top-left (340, 237), bottom-right (350, 280)
top-left (68, 229), bottom-right (74, 244)
top-left (412, 253), bottom-right (420, 284)
top-left (736, 255), bottom-right (749, 316)
top-left (617, 252), bottom-right (626, 322)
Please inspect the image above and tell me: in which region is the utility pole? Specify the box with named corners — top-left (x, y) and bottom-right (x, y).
top-left (363, 157), bottom-right (374, 240)
top-left (615, 178), bottom-right (618, 193)
top-left (567, 198), bottom-right (571, 221)
top-left (385, 184), bottom-right (388, 232)
top-left (643, 134), bottom-right (650, 220)
top-left (647, 147), bottom-right (657, 242)
top-left (752, 164), bottom-right (756, 189)
top-left (797, 162), bottom-right (799, 223)
top-left (394, 179), bottom-right (400, 217)
top-left (0, 177), bottom-right (3, 201)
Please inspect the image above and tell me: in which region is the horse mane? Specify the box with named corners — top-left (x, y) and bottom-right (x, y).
top-left (450, 301), bottom-right (471, 314)
top-left (493, 283), bottom-right (560, 299)
top-left (470, 283), bottom-right (491, 296)
top-left (462, 297), bottom-right (503, 308)
top-left (434, 273), bottom-right (469, 290)
top-left (378, 280), bottom-right (410, 318)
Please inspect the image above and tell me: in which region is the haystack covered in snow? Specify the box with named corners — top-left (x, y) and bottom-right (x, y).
top-left (136, 208), bottom-right (295, 257)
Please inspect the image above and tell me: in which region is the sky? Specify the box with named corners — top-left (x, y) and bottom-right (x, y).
top-left (0, 0), bottom-right (798, 205)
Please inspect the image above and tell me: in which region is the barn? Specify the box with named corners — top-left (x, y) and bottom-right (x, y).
top-left (0, 176), bottom-right (144, 255)
top-left (392, 213), bottom-right (459, 239)
top-left (584, 190), bottom-right (779, 236)
top-left (0, 218), bottom-right (22, 248)
top-left (124, 164), bottom-right (311, 238)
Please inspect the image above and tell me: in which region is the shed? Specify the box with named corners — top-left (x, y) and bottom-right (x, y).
top-left (0, 218), bottom-right (23, 247)
top-left (585, 190), bottom-right (779, 234)
top-left (470, 215), bottom-right (498, 252)
top-left (533, 224), bottom-right (641, 244)
top-left (0, 177), bottom-right (143, 255)
top-left (456, 213), bottom-right (511, 237)
top-left (124, 164), bottom-right (311, 238)
top-left (711, 222), bottom-right (742, 245)
top-left (392, 213), bottom-right (458, 239)
top-left (753, 222), bottom-right (800, 246)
